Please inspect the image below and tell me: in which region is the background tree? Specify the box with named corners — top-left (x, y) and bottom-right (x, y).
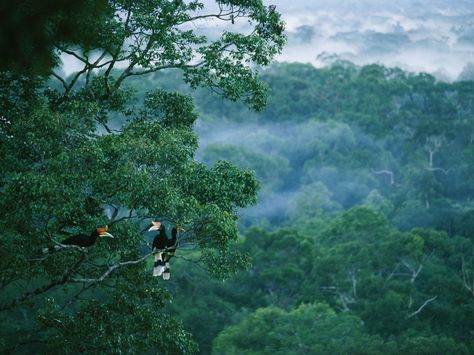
top-left (148, 61), bottom-right (474, 353)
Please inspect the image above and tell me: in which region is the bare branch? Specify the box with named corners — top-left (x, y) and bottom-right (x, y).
top-left (112, 33), bottom-right (157, 91)
top-left (349, 269), bottom-right (357, 298)
top-left (108, 205), bottom-right (120, 224)
top-left (407, 296), bottom-right (437, 318)
top-left (338, 293), bottom-right (356, 312)
top-left (86, 50), bottom-right (108, 87)
top-left (424, 135), bottom-right (445, 169)
top-left (461, 256), bottom-right (474, 296)
top-left (103, 9), bottom-right (132, 90)
top-left (71, 253), bottom-right (152, 284)
top-left (57, 47), bottom-right (89, 64)
top-left (51, 72), bottom-right (69, 91)
top-left (95, 118), bottom-right (115, 134)
top-left (401, 258), bottom-right (424, 283)
top-left (424, 166), bottom-right (451, 175)
top-left (178, 6), bottom-right (247, 25)
top-left (65, 63), bottom-right (89, 94)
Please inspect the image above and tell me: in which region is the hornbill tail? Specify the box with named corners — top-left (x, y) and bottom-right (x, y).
top-left (153, 252), bottom-right (165, 277)
top-left (162, 263), bottom-right (171, 280)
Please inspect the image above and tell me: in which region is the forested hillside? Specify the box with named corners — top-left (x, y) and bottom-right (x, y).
top-left (1, 0), bottom-right (473, 349)
top-left (125, 62), bottom-right (474, 353)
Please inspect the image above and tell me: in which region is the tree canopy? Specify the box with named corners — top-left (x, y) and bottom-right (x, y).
top-left (2, 1), bottom-right (474, 354)
top-left (0, 1), bottom-right (285, 353)
top-left (144, 62), bottom-right (474, 353)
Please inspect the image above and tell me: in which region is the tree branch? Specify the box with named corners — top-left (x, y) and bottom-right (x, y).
top-left (86, 50), bottom-right (108, 87)
top-left (71, 253), bottom-right (152, 284)
top-left (112, 33), bottom-right (157, 92)
top-left (51, 72), bottom-right (69, 91)
top-left (0, 254), bottom-right (86, 312)
top-left (65, 63), bottom-right (89, 94)
top-left (407, 296), bottom-right (437, 318)
top-left (424, 166), bottom-right (451, 175)
top-left (461, 256), bottom-right (474, 296)
top-left (57, 47), bottom-right (89, 64)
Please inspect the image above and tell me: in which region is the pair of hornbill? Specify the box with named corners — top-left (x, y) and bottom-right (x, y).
top-left (148, 221), bottom-right (182, 280)
top-left (43, 222), bottom-right (181, 280)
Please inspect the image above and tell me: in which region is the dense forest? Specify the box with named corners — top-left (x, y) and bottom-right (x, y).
top-left (1, 0), bottom-right (474, 354)
top-left (126, 62), bottom-right (474, 353)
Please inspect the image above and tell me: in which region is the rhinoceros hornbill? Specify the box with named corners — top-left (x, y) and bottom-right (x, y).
top-left (148, 221), bottom-right (182, 280)
top-left (42, 226), bottom-right (114, 253)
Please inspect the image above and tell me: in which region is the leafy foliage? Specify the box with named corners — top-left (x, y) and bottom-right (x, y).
top-left (0, 0), bottom-right (285, 353)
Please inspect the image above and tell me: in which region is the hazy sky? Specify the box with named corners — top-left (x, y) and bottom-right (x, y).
top-left (261, 0), bottom-right (474, 80)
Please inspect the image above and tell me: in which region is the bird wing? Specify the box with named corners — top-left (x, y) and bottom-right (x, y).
top-left (61, 234), bottom-right (88, 245)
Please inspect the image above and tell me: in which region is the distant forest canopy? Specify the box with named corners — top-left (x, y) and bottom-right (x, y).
top-left (118, 61), bottom-right (474, 354)
top-left (125, 61), bottom-right (474, 235)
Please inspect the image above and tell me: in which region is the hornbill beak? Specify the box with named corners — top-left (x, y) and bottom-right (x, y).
top-left (99, 231), bottom-right (114, 238)
top-left (148, 221), bottom-right (161, 232)
top-left (97, 226), bottom-right (114, 238)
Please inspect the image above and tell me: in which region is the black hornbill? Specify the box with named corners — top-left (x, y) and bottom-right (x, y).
top-left (43, 226), bottom-right (114, 253)
top-left (148, 221), bottom-right (182, 280)
top-left (150, 221), bottom-right (167, 251)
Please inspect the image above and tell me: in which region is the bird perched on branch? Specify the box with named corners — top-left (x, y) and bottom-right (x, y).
top-left (149, 221), bottom-right (167, 277)
top-left (148, 221), bottom-right (183, 280)
top-left (42, 226), bottom-right (114, 253)
top-left (162, 224), bottom-right (181, 280)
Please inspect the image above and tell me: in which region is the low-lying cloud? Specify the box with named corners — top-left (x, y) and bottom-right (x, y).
top-left (274, 0), bottom-right (474, 80)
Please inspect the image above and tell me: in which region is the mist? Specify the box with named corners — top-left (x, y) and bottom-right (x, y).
top-left (279, 0), bottom-right (474, 80)
top-left (196, 119), bottom-right (384, 225)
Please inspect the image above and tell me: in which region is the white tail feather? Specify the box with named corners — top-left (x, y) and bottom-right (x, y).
top-left (153, 266), bottom-right (165, 277)
top-left (153, 252), bottom-right (165, 277)
top-left (162, 262), bottom-right (170, 280)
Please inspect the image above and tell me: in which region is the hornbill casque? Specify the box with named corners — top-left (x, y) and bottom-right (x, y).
top-left (42, 226), bottom-right (114, 253)
top-left (148, 221), bottom-right (182, 280)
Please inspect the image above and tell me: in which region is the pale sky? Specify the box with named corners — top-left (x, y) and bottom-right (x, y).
top-left (263, 0), bottom-right (474, 80)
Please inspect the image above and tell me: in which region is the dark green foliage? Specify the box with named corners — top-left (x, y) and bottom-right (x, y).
top-left (0, 0), bottom-right (285, 353)
top-left (0, 0), bottom-right (111, 74)
top-left (3, 1), bottom-right (474, 351)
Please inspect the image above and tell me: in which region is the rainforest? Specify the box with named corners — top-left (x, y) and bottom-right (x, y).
top-left (1, 0), bottom-right (474, 354)
top-left (144, 61), bottom-right (474, 354)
